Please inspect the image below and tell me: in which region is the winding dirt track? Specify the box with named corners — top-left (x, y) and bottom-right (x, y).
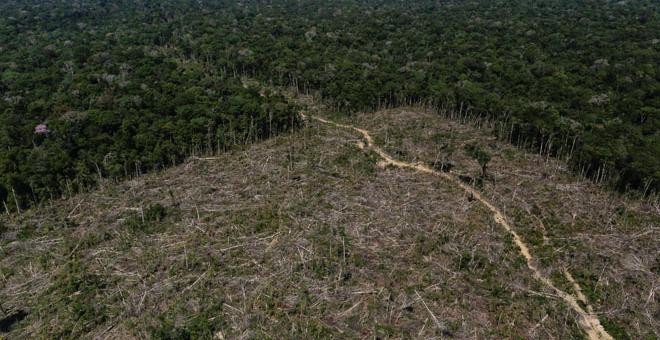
top-left (303, 113), bottom-right (613, 340)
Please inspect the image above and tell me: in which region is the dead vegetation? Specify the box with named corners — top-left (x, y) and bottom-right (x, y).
top-left (0, 105), bottom-right (657, 339)
top-left (347, 107), bottom-right (660, 339)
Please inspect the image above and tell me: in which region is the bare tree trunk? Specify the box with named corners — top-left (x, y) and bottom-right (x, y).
top-left (11, 187), bottom-right (20, 215)
top-left (94, 162), bottom-right (104, 189)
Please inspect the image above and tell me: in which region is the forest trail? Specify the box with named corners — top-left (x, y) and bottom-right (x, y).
top-left (301, 112), bottom-right (613, 340)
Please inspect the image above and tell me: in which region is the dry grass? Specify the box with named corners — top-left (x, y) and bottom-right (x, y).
top-left (0, 106), bottom-right (657, 339)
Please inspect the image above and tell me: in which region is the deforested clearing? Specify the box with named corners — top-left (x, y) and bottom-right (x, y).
top-left (1, 108), bottom-right (657, 339)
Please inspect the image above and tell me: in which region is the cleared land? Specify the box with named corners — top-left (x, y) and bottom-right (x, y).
top-left (303, 112), bottom-right (611, 339)
top-left (1, 107), bottom-right (658, 339)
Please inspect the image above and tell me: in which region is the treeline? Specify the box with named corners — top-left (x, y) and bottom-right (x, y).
top-left (1, 0), bottom-right (658, 209)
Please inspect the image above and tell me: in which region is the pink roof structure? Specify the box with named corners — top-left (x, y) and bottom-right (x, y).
top-left (34, 124), bottom-right (49, 134)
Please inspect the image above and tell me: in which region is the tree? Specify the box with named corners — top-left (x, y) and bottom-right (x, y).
top-left (464, 143), bottom-right (491, 178)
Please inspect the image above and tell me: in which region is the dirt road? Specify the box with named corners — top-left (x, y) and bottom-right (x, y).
top-left (302, 112), bottom-right (613, 340)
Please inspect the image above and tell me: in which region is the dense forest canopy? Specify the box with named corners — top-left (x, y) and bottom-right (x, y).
top-left (0, 0), bottom-right (658, 209)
